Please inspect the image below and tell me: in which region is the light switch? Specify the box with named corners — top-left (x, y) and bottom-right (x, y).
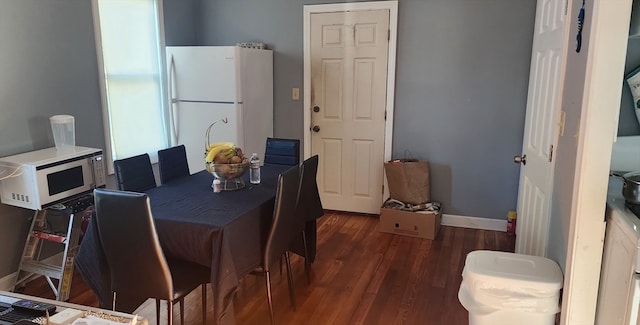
top-left (292, 88), bottom-right (300, 100)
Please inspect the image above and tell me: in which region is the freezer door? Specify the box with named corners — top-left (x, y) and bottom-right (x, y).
top-left (173, 102), bottom-right (242, 174)
top-left (167, 46), bottom-right (238, 103)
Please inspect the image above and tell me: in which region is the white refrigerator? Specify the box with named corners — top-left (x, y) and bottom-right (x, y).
top-left (166, 46), bottom-right (273, 174)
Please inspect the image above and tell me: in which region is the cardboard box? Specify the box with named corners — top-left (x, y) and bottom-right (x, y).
top-left (379, 207), bottom-right (441, 239)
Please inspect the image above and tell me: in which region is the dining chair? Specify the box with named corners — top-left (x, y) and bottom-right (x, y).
top-left (252, 165), bottom-right (302, 325)
top-left (158, 145), bottom-right (190, 184)
top-left (290, 155), bottom-right (324, 283)
top-left (264, 138), bottom-right (300, 166)
top-left (113, 153), bottom-right (156, 192)
top-left (93, 188), bottom-right (210, 325)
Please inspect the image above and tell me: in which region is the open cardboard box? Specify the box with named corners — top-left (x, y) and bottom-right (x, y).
top-left (379, 204), bottom-right (441, 240)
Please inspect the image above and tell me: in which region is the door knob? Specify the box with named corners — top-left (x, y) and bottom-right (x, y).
top-left (514, 154), bottom-right (527, 165)
top-left (312, 125), bottom-right (320, 132)
top-left (313, 105), bottom-right (320, 113)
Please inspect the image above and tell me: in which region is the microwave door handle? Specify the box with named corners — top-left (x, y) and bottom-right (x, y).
top-left (169, 55), bottom-right (179, 146)
top-left (90, 157), bottom-right (97, 188)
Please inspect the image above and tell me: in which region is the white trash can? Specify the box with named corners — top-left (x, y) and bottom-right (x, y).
top-left (458, 250), bottom-right (563, 325)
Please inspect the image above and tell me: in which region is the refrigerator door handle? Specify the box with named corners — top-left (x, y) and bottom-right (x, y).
top-left (169, 55), bottom-right (178, 145)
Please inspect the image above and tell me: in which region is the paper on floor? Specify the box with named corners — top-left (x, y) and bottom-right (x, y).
top-left (70, 316), bottom-right (131, 325)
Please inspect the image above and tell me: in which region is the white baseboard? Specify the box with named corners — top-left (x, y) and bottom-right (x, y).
top-left (442, 214), bottom-right (507, 232)
top-left (0, 252), bottom-right (65, 292)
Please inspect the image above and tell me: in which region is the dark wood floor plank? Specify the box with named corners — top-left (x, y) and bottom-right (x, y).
top-left (22, 213), bottom-right (515, 325)
top-left (415, 226), bottom-right (447, 325)
top-left (392, 238), bottom-right (432, 325)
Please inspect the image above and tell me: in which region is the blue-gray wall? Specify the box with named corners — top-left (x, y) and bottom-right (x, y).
top-left (0, 0), bottom-right (200, 282)
top-left (0, 0), bottom-right (104, 280)
top-left (163, 0), bottom-right (199, 46)
top-left (6, 0), bottom-right (623, 281)
top-left (618, 38), bottom-right (640, 135)
top-left (195, 0), bottom-right (536, 220)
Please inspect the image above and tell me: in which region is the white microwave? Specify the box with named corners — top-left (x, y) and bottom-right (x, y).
top-left (0, 146), bottom-right (106, 210)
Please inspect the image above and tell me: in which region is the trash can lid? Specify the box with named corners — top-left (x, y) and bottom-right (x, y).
top-left (463, 250), bottom-right (563, 292)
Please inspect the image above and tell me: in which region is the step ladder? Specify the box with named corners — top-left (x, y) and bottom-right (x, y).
top-left (13, 203), bottom-right (83, 301)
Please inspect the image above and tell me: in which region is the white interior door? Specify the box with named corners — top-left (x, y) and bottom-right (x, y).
top-left (309, 9), bottom-right (389, 214)
top-left (515, 0), bottom-right (568, 257)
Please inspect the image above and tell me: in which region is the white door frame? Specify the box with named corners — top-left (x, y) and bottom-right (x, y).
top-left (560, 0), bottom-right (632, 323)
top-left (303, 1), bottom-right (398, 167)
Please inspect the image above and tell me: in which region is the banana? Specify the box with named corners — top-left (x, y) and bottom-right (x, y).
top-left (205, 147), bottom-right (220, 163)
top-left (205, 145), bottom-right (227, 162)
top-left (205, 142), bottom-right (238, 163)
top-left (207, 142), bottom-right (234, 151)
top-left (222, 147), bottom-right (236, 158)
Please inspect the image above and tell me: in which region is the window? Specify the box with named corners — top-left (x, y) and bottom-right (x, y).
top-left (92, 0), bottom-right (168, 173)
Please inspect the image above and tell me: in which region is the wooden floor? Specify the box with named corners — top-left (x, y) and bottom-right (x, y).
top-left (23, 211), bottom-right (514, 325)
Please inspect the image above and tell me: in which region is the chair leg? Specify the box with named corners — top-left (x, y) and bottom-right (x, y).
top-left (155, 299), bottom-right (161, 325)
top-left (167, 300), bottom-right (173, 325)
top-left (265, 271), bottom-right (275, 325)
top-left (112, 292), bottom-right (117, 311)
top-left (285, 251), bottom-right (296, 310)
top-left (302, 230), bottom-right (311, 284)
top-left (201, 284), bottom-right (207, 325)
top-left (179, 299), bottom-right (184, 325)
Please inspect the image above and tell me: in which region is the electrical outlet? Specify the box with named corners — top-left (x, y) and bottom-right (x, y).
top-left (292, 88), bottom-right (300, 100)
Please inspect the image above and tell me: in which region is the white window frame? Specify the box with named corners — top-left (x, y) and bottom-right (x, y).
top-left (91, 0), bottom-right (168, 175)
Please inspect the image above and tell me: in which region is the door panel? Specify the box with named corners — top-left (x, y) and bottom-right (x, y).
top-left (310, 10), bottom-right (389, 214)
top-left (516, 0), bottom-right (567, 256)
top-left (320, 139), bottom-right (342, 195)
top-left (322, 60), bottom-right (344, 118)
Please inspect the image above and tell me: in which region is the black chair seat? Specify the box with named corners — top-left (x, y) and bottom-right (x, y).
top-left (167, 258), bottom-right (210, 299)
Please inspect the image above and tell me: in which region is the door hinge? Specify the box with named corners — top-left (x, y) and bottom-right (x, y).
top-left (548, 145), bottom-right (554, 162)
top-left (384, 110), bottom-right (387, 120)
top-left (558, 110), bottom-right (566, 136)
top-left (387, 29), bottom-right (390, 41)
top-left (382, 184), bottom-right (385, 195)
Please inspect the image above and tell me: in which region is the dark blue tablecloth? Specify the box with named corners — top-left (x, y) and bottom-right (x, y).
top-left (76, 165), bottom-right (291, 325)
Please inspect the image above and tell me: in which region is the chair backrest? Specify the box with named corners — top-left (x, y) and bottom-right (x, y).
top-left (158, 145), bottom-right (190, 184)
top-left (93, 188), bottom-right (173, 300)
top-left (264, 166), bottom-right (301, 271)
top-left (264, 138), bottom-right (300, 166)
top-left (298, 155), bottom-right (324, 221)
top-left (114, 153), bottom-right (156, 192)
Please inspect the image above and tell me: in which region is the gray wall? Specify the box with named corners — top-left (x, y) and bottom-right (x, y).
top-left (163, 0), bottom-right (200, 46)
top-left (197, 0), bottom-right (536, 220)
top-left (0, 1), bottom-right (104, 279)
top-left (0, 0), bottom-right (539, 280)
top-left (618, 38), bottom-right (640, 135)
top-left (0, 0), bottom-right (198, 283)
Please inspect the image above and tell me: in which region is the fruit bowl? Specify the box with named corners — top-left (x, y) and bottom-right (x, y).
top-left (206, 161), bottom-right (249, 180)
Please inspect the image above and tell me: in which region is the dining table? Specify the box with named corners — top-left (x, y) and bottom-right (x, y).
top-left (75, 163), bottom-right (304, 325)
